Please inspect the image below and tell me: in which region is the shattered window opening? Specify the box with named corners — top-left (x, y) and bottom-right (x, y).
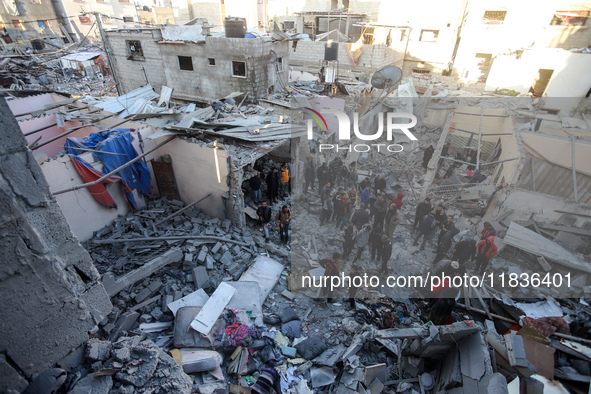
top-left (232, 61), bottom-right (246, 77)
top-left (277, 57), bottom-right (283, 71)
top-left (482, 10), bottom-right (507, 24)
top-left (178, 56), bottom-right (194, 71)
top-left (208, 58), bottom-right (215, 66)
top-left (550, 10), bottom-right (589, 26)
top-left (126, 40), bottom-right (145, 61)
top-left (123, 16), bottom-right (134, 23)
top-left (419, 29), bottom-right (439, 42)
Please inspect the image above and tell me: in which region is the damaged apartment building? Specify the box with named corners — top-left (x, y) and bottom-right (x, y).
top-left (104, 24), bottom-right (291, 104)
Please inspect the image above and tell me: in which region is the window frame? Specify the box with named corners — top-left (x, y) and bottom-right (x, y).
top-left (231, 60), bottom-right (247, 78)
top-left (482, 10), bottom-right (507, 25)
top-left (550, 10), bottom-right (589, 26)
top-left (178, 55), bottom-right (194, 71)
top-left (419, 29), bottom-right (439, 42)
top-left (126, 40), bottom-right (145, 61)
top-left (276, 57), bottom-right (283, 71)
top-left (208, 58), bottom-right (215, 66)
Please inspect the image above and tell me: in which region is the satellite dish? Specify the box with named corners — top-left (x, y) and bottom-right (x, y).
top-left (371, 65), bottom-right (403, 89)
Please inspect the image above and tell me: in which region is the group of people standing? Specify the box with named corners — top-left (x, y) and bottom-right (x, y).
top-left (248, 163), bottom-right (291, 205)
top-left (316, 168), bottom-right (403, 275)
top-left (249, 162), bottom-right (292, 244)
top-left (412, 196), bottom-right (498, 275)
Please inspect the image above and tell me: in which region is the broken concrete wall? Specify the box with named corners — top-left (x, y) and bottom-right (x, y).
top-left (105, 28), bottom-right (168, 95)
top-left (489, 188), bottom-right (591, 224)
top-left (290, 41), bottom-right (405, 72)
top-left (0, 98), bottom-right (112, 390)
top-left (39, 152), bottom-right (145, 242)
top-left (158, 38), bottom-right (289, 102)
top-left (155, 138), bottom-right (230, 221)
top-left (485, 50), bottom-right (591, 115)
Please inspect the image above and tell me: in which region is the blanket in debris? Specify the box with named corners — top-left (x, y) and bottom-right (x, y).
top-left (65, 128), bottom-right (152, 194)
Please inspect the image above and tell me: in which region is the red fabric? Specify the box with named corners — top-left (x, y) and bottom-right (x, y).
top-left (70, 156), bottom-right (130, 209)
top-left (476, 237), bottom-right (498, 258)
top-left (432, 278), bottom-right (451, 295)
top-left (522, 316), bottom-right (570, 338)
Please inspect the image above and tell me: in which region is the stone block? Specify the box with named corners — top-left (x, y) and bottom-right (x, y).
top-left (192, 266), bottom-right (210, 290)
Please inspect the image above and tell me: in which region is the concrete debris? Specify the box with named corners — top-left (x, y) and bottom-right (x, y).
top-left (4, 53), bottom-right (591, 393)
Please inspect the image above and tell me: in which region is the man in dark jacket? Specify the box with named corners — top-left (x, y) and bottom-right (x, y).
top-left (413, 213), bottom-right (436, 251)
top-left (359, 177), bottom-right (371, 192)
top-left (413, 197), bottom-right (432, 232)
top-left (438, 215), bottom-right (456, 247)
top-left (266, 168), bottom-right (279, 203)
top-left (351, 203), bottom-right (370, 228)
top-left (256, 201), bottom-right (272, 241)
top-left (372, 194), bottom-right (389, 228)
top-left (451, 239), bottom-right (476, 271)
top-left (423, 145), bottom-right (434, 169)
top-left (374, 173), bottom-right (387, 195)
top-left (249, 173), bottom-right (262, 204)
top-left (328, 157), bottom-right (342, 185)
top-left (433, 203), bottom-right (446, 228)
top-left (369, 224), bottom-right (384, 262)
top-left (343, 224), bottom-right (358, 259)
top-left (433, 227), bottom-right (460, 264)
top-left (378, 234), bottom-right (393, 273)
top-left (317, 163), bottom-right (329, 190)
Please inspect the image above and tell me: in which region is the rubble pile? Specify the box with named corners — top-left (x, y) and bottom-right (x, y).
top-left (0, 45), bottom-right (117, 97)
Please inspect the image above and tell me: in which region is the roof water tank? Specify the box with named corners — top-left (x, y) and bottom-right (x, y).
top-left (225, 17), bottom-right (247, 38)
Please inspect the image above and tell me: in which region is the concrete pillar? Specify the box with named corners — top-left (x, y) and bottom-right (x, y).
top-left (0, 98), bottom-right (112, 390)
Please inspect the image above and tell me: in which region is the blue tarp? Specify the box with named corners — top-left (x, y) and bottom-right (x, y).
top-left (65, 128), bottom-right (152, 195)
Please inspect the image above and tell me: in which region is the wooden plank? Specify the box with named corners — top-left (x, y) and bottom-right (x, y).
top-left (190, 282), bottom-right (236, 335)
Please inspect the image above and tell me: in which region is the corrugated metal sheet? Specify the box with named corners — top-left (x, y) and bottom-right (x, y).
top-left (60, 51), bottom-right (104, 62)
top-left (92, 85), bottom-right (160, 115)
top-left (517, 154), bottom-right (591, 204)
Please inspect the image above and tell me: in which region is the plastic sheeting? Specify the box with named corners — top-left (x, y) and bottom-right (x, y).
top-left (65, 129), bottom-right (152, 195)
top-left (69, 155), bottom-right (136, 209)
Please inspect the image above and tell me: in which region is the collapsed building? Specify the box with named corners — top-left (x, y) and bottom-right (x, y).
top-left (1, 62), bottom-right (591, 393)
top-left (1, 4), bottom-right (591, 392)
